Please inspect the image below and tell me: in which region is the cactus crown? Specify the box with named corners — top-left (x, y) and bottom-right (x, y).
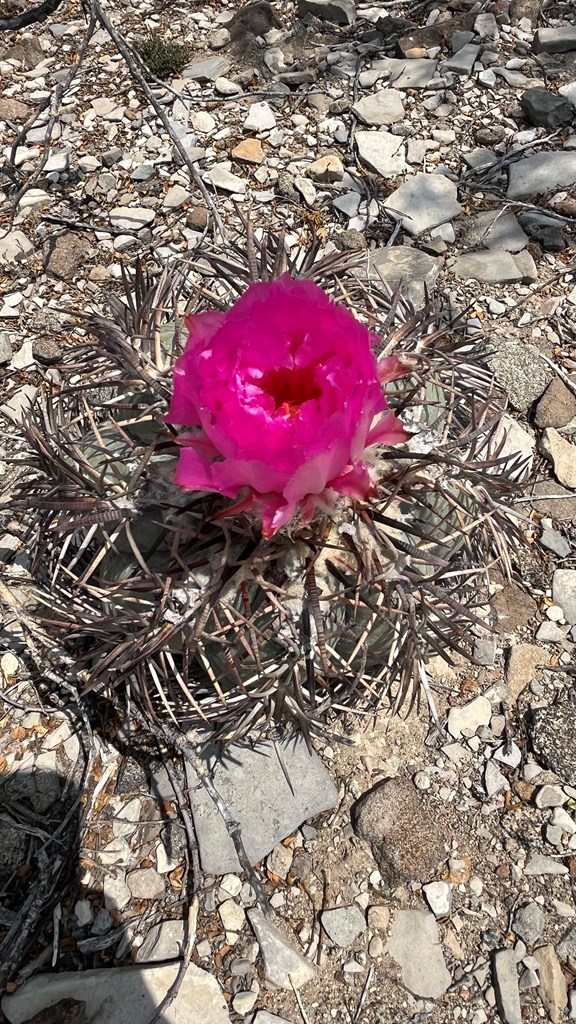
top-left (5, 226), bottom-right (523, 743)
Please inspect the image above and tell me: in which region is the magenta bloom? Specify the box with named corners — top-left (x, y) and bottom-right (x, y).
top-left (167, 274), bottom-right (409, 537)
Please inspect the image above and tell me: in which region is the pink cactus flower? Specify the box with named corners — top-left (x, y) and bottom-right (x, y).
top-left (167, 274), bottom-right (409, 537)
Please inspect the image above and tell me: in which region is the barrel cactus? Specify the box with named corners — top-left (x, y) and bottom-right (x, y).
top-left (6, 226), bottom-right (522, 742)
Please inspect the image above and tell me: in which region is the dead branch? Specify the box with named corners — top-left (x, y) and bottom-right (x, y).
top-left (87, 0), bottom-right (227, 241)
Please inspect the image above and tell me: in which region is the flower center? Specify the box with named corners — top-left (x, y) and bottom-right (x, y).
top-left (259, 365), bottom-right (322, 419)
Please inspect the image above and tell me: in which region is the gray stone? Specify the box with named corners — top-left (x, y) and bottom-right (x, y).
top-left (0, 230), bottom-right (34, 264)
top-left (508, 152), bottom-right (576, 200)
top-left (531, 698), bottom-right (576, 785)
top-left (297, 0), bottom-right (356, 24)
top-left (451, 250), bottom-right (526, 284)
top-left (463, 148), bottom-right (498, 171)
top-left (375, 58), bottom-right (438, 90)
top-left (474, 636), bottom-right (496, 667)
top-left (549, 569), bottom-right (573, 622)
top-left (163, 185), bottom-right (190, 210)
top-left (219, 899), bottom-right (245, 933)
top-left (470, 210), bottom-right (529, 253)
top-left (109, 207), bottom-right (155, 231)
top-left (528, 481), bottom-right (576, 522)
top-left (362, 245), bottom-right (441, 309)
top-left (422, 881), bottom-right (452, 918)
top-left (233, 992), bottom-right (257, 1015)
top-left (484, 760), bottom-right (508, 797)
top-left (486, 338), bottom-right (549, 413)
top-left (451, 31), bottom-right (474, 53)
top-left (0, 335), bottom-right (12, 364)
top-left (136, 921), bottom-right (185, 963)
top-left (214, 76), bottom-right (242, 97)
top-left (387, 910), bottom-right (451, 998)
top-left (203, 163), bottom-right (246, 194)
top-left (1, 964), bottom-right (229, 1024)
top-left (512, 903), bottom-right (544, 946)
top-left (474, 13), bottom-right (499, 40)
top-left (127, 868), bottom-right (165, 901)
top-left (294, 176), bottom-right (317, 206)
top-left (536, 621), bottom-right (570, 642)
top-left (352, 89), bottom-right (404, 126)
top-left (448, 695), bottom-right (491, 738)
top-left (188, 736), bottom-right (338, 874)
top-left (532, 27), bottom-right (576, 54)
top-left (536, 785), bottom-right (567, 809)
top-left (540, 429), bottom-right (576, 490)
top-left (557, 925), bottom-right (576, 968)
top-left (492, 415), bottom-right (535, 481)
top-left (541, 525), bottom-right (571, 557)
top-left (183, 57), bottom-right (230, 81)
top-left (244, 101), bottom-right (276, 131)
top-left (1, 384), bottom-right (38, 423)
top-left (321, 906), bottom-right (366, 947)
top-left (103, 873), bottom-right (131, 912)
top-left (444, 43), bottom-right (480, 76)
top-left (355, 130), bottom-right (407, 178)
top-left (493, 949), bottom-right (522, 1024)
top-left (524, 854), bottom-right (569, 876)
top-left (520, 88), bottom-right (574, 130)
top-left (382, 172), bottom-right (461, 236)
top-left (351, 777), bottom-right (446, 886)
top-left (247, 909), bottom-right (316, 990)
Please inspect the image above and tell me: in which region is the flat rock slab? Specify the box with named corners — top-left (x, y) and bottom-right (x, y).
top-left (493, 949), bottom-right (522, 1024)
top-left (552, 570), bottom-right (576, 625)
top-left (355, 130), bottom-right (406, 178)
top-left (321, 906), bottom-right (366, 947)
top-left (465, 210), bottom-right (528, 253)
top-left (352, 89), bottom-right (404, 126)
top-left (248, 909), bottom-right (315, 990)
top-left (187, 737), bottom-right (338, 874)
top-left (450, 250), bottom-right (526, 284)
top-left (2, 964), bottom-right (229, 1024)
top-left (362, 245), bottom-right (441, 309)
top-left (387, 910), bottom-right (451, 998)
top-left (109, 207), bottom-right (155, 231)
top-left (507, 152), bottom-right (576, 200)
top-left (532, 27), bottom-right (576, 54)
top-left (382, 172), bottom-right (461, 235)
top-left (372, 57), bottom-right (438, 90)
top-left (540, 429), bottom-right (576, 490)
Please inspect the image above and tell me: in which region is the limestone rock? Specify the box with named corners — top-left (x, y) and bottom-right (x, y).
top-left (247, 909), bottom-right (315, 990)
top-left (534, 945), bottom-right (567, 1024)
top-left (351, 777), bottom-right (446, 885)
top-left (2, 965), bottom-right (229, 1024)
top-left (540, 429), bottom-right (576, 490)
top-left (387, 910), bottom-right (451, 998)
top-left (355, 131), bottom-right (406, 178)
top-left (352, 90), bottom-right (404, 127)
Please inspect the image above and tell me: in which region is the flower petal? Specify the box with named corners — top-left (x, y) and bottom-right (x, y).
top-left (366, 411), bottom-right (411, 448)
top-left (330, 462), bottom-right (375, 500)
